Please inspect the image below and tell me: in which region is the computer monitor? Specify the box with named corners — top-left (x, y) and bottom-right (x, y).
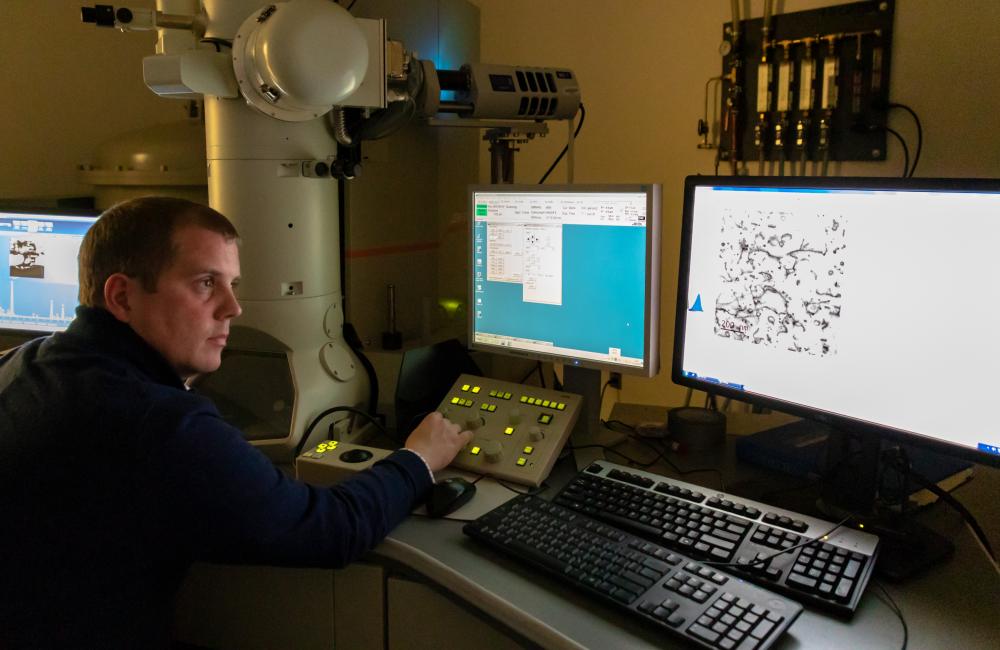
top-left (0, 208), bottom-right (99, 335)
top-left (469, 183), bottom-right (661, 448)
top-left (674, 176), bottom-right (1000, 507)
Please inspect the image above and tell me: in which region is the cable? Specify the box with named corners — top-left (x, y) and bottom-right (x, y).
top-left (200, 37), bottom-right (232, 51)
top-left (905, 468), bottom-right (996, 563)
top-left (517, 361), bottom-right (547, 388)
top-left (566, 442), bottom-right (661, 468)
top-left (883, 126), bottom-right (910, 178)
top-left (494, 478), bottom-right (548, 496)
top-left (880, 446), bottom-right (996, 564)
top-left (294, 405), bottom-right (387, 458)
top-left (538, 103), bottom-right (586, 184)
top-left (706, 514), bottom-right (851, 570)
top-left (888, 103), bottom-right (923, 177)
top-left (873, 580), bottom-right (909, 650)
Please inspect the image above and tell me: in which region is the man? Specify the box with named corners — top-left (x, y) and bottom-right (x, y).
top-left (0, 197), bottom-right (473, 648)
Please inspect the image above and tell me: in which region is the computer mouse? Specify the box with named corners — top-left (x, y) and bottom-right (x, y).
top-left (426, 477), bottom-right (477, 518)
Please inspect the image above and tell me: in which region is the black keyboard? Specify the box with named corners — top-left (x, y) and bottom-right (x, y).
top-left (464, 495), bottom-right (802, 650)
top-left (554, 460), bottom-right (880, 616)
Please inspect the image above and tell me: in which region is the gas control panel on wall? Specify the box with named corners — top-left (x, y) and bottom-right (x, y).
top-left (716, 0), bottom-right (895, 172)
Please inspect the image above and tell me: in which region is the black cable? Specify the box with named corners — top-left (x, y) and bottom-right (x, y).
top-left (538, 103), bottom-right (586, 184)
top-left (294, 406), bottom-right (387, 458)
top-left (706, 514), bottom-right (851, 570)
top-left (884, 127), bottom-right (910, 178)
top-left (873, 580), bottom-right (909, 650)
top-left (495, 478), bottom-right (548, 496)
top-left (200, 37), bottom-right (232, 50)
top-left (343, 322), bottom-right (378, 417)
top-left (598, 419), bottom-right (728, 490)
top-left (888, 103), bottom-right (923, 178)
top-left (518, 361), bottom-right (542, 385)
top-left (565, 443), bottom-right (661, 468)
top-left (906, 465), bottom-right (995, 561)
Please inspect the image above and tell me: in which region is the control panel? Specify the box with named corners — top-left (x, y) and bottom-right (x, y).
top-left (437, 373), bottom-right (582, 487)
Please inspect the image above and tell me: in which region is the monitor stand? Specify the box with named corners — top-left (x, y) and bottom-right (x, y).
top-left (563, 365), bottom-right (628, 470)
top-left (818, 426), bottom-right (955, 581)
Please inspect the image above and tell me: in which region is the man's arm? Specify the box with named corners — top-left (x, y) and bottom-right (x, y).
top-left (143, 403), bottom-right (468, 568)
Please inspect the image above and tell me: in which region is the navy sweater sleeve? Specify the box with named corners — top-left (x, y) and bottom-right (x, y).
top-left (142, 399), bottom-right (432, 568)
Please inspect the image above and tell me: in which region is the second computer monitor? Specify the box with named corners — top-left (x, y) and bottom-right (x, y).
top-left (469, 184), bottom-right (661, 376)
top-left (470, 184), bottom-right (661, 452)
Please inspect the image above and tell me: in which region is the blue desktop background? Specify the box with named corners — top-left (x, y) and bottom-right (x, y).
top-left (475, 223), bottom-right (647, 359)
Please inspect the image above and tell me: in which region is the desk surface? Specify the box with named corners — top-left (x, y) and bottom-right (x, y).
top-left (379, 408), bottom-right (1000, 650)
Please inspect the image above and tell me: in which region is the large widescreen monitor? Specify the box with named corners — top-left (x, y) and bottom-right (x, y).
top-left (674, 176), bottom-right (1000, 471)
top-left (469, 184), bottom-right (661, 447)
top-left (0, 209), bottom-right (99, 334)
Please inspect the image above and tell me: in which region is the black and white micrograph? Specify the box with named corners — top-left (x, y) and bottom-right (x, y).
top-left (715, 209), bottom-right (846, 356)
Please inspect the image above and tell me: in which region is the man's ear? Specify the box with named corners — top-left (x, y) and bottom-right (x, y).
top-left (103, 273), bottom-right (134, 323)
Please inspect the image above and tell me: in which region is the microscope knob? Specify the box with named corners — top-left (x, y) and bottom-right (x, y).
top-left (508, 409), bottom-right (522, 425)
top-left (465, 416), bottom-right (485, 431)
top-left (483, 440), bottom-right (503, 463)
top-left (528, 426), bottom-right (545, 442)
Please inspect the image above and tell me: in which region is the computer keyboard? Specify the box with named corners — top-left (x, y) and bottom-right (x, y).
top-left (554, 460), bottom-right (880, 616)
top-left (464, 495), bottom-right (802, 650)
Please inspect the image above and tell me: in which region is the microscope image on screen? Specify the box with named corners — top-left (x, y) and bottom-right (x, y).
top-left (9, 239), bottom-right (45, 279)
top-left (715, 208), bottom-right (847, 356)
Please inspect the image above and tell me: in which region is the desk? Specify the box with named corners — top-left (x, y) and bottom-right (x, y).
top-left (377, 407), bottom-right (1000, 650)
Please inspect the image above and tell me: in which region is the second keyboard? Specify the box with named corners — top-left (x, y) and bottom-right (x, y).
top-left (554, 460), bottom-right (880, 616)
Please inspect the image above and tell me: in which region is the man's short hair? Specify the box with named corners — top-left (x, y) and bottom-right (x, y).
top-left (79, 196), bottom-right (239, 307)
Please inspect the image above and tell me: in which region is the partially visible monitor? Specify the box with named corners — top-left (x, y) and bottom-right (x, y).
top-left (0, 209), bottom-right (99, 335)
top-left (674, 176), bottom-right (1000, 479)
top-left (469, 184), bottom-right (661, 447)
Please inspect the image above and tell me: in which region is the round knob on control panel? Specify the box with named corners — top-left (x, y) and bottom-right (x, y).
top-left (482, 440), bottom-right (503, 463)
top-left (508, 409), bottom-right (522, 425)
top-left (465, 416), bottom-right (485, 431)
top-left (529, 426), bottom-right (545, 442)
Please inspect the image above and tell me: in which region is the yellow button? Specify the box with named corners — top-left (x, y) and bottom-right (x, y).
top-left (470, 446), bottom-right (481, 455)
top-left (516, 457), bottom-right (527, 466)
top-left (464, 399), bottom-right (474, 407)
top-left (504, 426), bottom-right (515, 435)
top-left (523, 446), bottom-right (534, 454)
top-left (527, 397), bottom-right (536, 405)
top-left (489, 389), bottom-right (497, 397)
top-left (520, 395), bottom-right (528, 403)
top-left (503, 392), bottom-right (512, 400)
top-left (450, 396), bottom-right (460, 404)
top-left (480, 403), bottom-right (489, 411)
top-left (471, 386), bottom-right (481, 394)
top-left (461, 384), bottom-right (470, 392)
top-left (538, 414), bottom-right (552, 425)
top-left (487, 404), bottom-right (497, 412)
top-left (542, 399), bottom-right (551, 408)
top-left (556, 402), bottom-right (566, 410)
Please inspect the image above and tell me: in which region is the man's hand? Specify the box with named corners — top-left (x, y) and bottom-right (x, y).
top-left (404, 412), bottom-right (473, 472)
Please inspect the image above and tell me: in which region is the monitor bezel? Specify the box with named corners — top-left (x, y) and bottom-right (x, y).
top-left (469, 183), bottom-right (661, 377)
top-left (0, 206), bottom-right (100, 336)
top-left (673, 175), bottom-right (1000, 469)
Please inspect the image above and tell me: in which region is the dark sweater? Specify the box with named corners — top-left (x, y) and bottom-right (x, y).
top-left (0, 307), bottom-right (431, 648)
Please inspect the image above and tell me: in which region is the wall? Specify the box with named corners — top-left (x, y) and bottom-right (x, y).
top-left (469, 0), bottom-right (1000, 407)
top-left (3, 1), bottom-right (1000, 408)
top-left (0, 0), bottom-right (185, 200)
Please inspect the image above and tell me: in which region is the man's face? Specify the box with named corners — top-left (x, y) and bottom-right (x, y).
top-left (125, 225), bottom-right (242, 380)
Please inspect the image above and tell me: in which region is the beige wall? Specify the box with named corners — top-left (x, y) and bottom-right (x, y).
top-left (3, 1), bottom-right (1000, 408)
top-left (470, 0), bottom-right (1000, 407)
top-left (0, 0), bottom-right (184, 199)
